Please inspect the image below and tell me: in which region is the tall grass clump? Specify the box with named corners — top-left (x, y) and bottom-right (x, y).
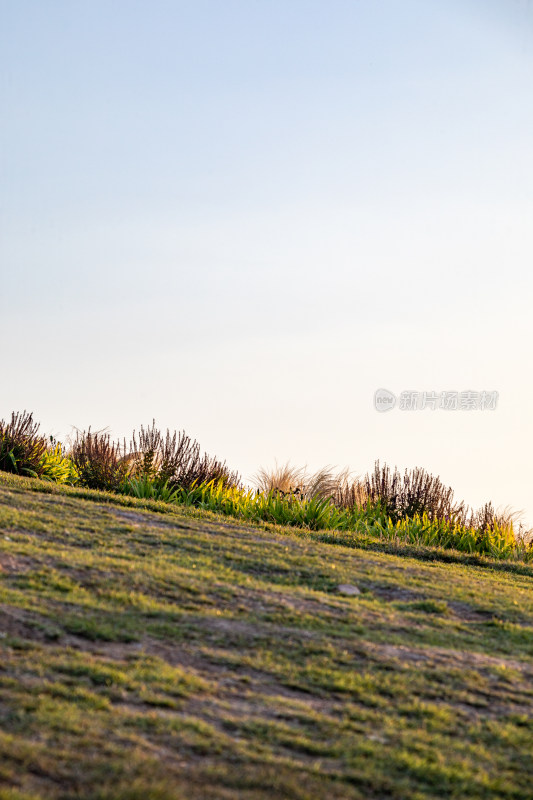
top-left (254, 462), bottom-right (366, 506)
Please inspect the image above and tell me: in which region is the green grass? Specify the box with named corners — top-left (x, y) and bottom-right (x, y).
top-left (121, 478), bottom-right (532, 562)
top-left (0, 472), bottom-right (532, 799)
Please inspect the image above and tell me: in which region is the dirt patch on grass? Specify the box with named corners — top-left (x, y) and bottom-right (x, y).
top-left (0, 604), bottom-right (54, 641)
top-left (0, 552), bottom-right (40, 575)
top-left (368, 583), bottom-right (424, 602)
top-left (111, 509), bottom-right (180, 529)
top-left (368, 586), bottom-right (497, 624)
top-left (373, 640), bottom-right (533, 676)
top-left (446, 600), bottom-right (495, 622)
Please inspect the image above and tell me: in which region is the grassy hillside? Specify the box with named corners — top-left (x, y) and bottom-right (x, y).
top-left (0, 473), bottom-right (532, 800)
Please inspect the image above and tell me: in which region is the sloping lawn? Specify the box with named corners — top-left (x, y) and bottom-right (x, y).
top-left (0, 473), bottom-right (532, 799)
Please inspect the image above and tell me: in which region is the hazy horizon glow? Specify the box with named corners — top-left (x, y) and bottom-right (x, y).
top-left (2, 1), bottom-right (532, 524)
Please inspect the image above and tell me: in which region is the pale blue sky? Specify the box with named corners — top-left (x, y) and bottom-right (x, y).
top-left (2, 1), bottom-right (532, 524)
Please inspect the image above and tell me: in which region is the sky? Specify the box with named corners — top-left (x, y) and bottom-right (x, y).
top-left (1, 0), bottom-right (533, 526)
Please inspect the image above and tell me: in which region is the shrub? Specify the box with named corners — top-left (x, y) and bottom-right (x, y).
top-left (128, 421), bottom-right (240, 490)
top-left (71, 429), bottom-right (129, 491)
top-left (363, 461), bottom-right (465, 524)
top-left (64, 422), bottom-right (241, 494)
top-left (362, 462), bottom-right (533, 552)
top-left (0, 411), bottom-right (47, 478)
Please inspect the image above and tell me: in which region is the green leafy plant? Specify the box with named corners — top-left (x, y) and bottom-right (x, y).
top-left (120, 474), bottom-right (180, 503)
top-left (39, 440), bottom-right (79, 485)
